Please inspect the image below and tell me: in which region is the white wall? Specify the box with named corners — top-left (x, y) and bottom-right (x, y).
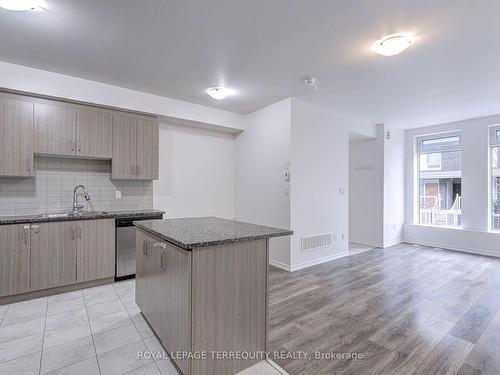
top-left (154, 123), bottom-right (235, 219)
top-left (349, 136), bottom-right (383, 247)
top-left (383, 126), bottom-right (405, 247)
top-left (404, 114), bottom-right (500, 256)
top-left (234, 99), bottom-right (291, 268)
top-left (289, 99), bottom-right (375, 270)
top-left (0, 61), bottom-right (244, 132)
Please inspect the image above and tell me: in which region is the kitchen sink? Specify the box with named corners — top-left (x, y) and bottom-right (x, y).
top-left (37, 212), bottom-right (77, 219)
top-left (78, 211), bottom-right (109, 216)
top-left (36, 211), bottom-right (109, 219)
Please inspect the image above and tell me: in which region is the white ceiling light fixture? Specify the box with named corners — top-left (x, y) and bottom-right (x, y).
top-left (0, 0), bottom-right (45, 11)
top-left (372, 33), bottom-right (415, 56)
top-left (206, 86), bottom-right (234, 100)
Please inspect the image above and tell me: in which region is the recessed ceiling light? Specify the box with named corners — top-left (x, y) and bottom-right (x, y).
top-left (206, 87), bottom-right (234, 100)
top-left (0, 0), bottom-right (45, 11)
top-left (372, 33), bottom-right (415, 56)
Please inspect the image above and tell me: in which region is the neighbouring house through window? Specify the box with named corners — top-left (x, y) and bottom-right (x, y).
top-left (417, 133), bottom-right (462, 226)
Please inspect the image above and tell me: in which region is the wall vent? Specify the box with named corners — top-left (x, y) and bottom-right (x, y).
top-left (301, 233), bottom-right (332, 252)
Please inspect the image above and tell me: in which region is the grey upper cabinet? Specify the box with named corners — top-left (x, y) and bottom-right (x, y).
top-left (0, 90), bottom-right (159, 178)
top-left (0, 94), bottom-right (34, 177)
top-left (136, 118), bottom-right (159, 180)
top-left (0, 224), bottom-right (31, 297)
top-left (30, 222), bottom-right (77, 291)
top-left (112, 115), bottom-right (159, 180)
top-left (34, 101), bottom-right (76, 156)
top-left (35, 101), bottom-right (114, 159)
top-left (112, 114), bottom-right (137, 179)
top-left (75, 109), bottom-right (113, 158)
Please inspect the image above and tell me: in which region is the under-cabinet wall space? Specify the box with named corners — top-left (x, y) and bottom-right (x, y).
top-left (0, 157), bottom-right (153, 216)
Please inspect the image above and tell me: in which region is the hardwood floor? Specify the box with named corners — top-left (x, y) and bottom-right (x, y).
top-left (268, 243), bottom-right (500, 375)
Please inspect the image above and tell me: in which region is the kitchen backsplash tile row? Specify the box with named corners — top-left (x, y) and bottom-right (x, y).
top-left (0, 157), bottom-right (153, 216)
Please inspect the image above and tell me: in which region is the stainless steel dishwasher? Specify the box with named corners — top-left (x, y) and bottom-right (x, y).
top-left (115, 214), bottom-right (163, 281)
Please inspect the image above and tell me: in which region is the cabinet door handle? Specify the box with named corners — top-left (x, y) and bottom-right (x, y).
top-left (23, 225), bottom-right (30, 245)
top-left (153, 242), bottom-right (167, 249)
top-left (160, 250), bottom-right (168, 270)
top-left (71, 226), bottom-right (75, 240)
top-left (26, 159), bottom-right (31, 173)
top-left (77, 140), bottom-right (81, 152)
top-left (144, 240), bottom-right (150, 256)
top-left (31, 224), bottom-right (39, 233)
top-left (71, 139), bottom-right (75, 152)
top-left (142, 239), bottom-right (147, 255)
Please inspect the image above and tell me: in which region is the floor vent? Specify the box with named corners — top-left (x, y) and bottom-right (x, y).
top-left (302, 233), bottom-right (332, 252)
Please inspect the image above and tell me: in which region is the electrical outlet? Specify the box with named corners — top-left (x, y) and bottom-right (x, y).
top-left (115, 191), bottom-right (121, 199)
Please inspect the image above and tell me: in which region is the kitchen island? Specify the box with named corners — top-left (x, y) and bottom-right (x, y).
top-left (134, 217), bottom-right (292, 375)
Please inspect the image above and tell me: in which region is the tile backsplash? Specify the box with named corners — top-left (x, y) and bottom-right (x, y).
top-left (0, 157), bottom-right (153, 216)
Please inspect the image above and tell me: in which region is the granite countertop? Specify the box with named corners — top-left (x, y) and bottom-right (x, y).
top-left (134, 216), bottom-right (293, 250)
top-left (0, 209), bottom-right (165, 225)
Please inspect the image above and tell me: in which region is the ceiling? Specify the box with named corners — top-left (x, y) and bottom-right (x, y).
top-left (1, 0), bottom-right (499, 128)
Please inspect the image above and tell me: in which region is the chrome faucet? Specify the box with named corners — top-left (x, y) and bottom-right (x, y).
top-left (73, 185), bottom-right (91, 213)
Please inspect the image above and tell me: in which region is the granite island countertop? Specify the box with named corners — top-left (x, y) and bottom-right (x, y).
top-left (0, 209), bottom-right (165, 225)
top-left (134, 216), bottom-right (293, 250)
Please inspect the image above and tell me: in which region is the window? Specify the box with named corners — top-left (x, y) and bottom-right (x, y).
top-left (420, 153), bottom-right (442, 170)
top-left (417, 133), bottom-right (462, 226)
top-left (490, 126), bottom-right (500, 230)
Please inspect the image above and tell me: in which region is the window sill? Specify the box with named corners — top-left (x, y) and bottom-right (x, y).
top-left (414, 223), bottom-right (463, 230)
top-left (411, 223), bottom-right (500, 235)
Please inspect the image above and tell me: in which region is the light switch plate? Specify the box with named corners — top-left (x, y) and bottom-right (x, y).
top-left (115, 191), bottom-right (121, 199)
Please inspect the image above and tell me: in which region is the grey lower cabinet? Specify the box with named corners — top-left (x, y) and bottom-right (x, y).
top-left (0, 224), bottom-right (31, 297)
top-left (136, 228), bottom-right (267, 375)
top-left (0, 219), bottom-right (115, 300)
top-left (136, 229), bottom-right (192, 375)
top-left (76, 219), bottom-right (115, 282)
top-left (30, 221), bottom-right (77, 291)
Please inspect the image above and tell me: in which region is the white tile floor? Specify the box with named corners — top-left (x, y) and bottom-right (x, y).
top-left (0, 280), bottom-right (284, 375)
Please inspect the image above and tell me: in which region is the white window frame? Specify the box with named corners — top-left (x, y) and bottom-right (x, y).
top-left (416, 131), bottom-right (462, 226)
top-left (490, 125), bottom-right (500, 146)
top-left (417, 132), bottom-right (462, 153)
top-left (489, 125), bottom-right (500, 230)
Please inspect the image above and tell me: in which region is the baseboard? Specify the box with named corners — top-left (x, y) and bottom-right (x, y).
top-left (0, 277), bottom-right (114, 306)
top-left (269, 259), bottom-right (291, 272)
top-left (404, 238), bottom-right (500, 259)
top-left (290, 251), bottom-right (349, 272)
top-left (383, 238), bottom-right (403, 248)
top-left (349, 238), bottom-right (381, 248)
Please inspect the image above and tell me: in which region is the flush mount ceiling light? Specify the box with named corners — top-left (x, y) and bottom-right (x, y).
top-left (372, 33), bottom-right (415, 56)
top-left (206, 87), bottom-right (234, 100)
top-left (0, 0), bottom-right (45, 10)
